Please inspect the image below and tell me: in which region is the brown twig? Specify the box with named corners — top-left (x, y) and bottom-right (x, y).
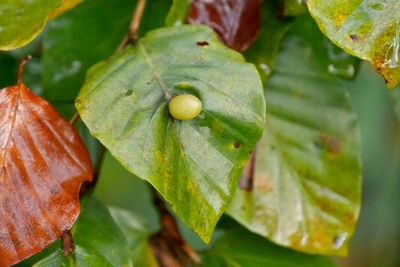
top-left (69, 112), bottom-right (80, 126)
top-left (238, 149), bottom-right (256, 191)
top-left (149, 188), bottom-right (201, 266)
top-left (61, 229), bottom-right (74, 256)
top-left (17, 55), bottom-right (32, 85)
top-left (116, 0), bottom-right (147, 52)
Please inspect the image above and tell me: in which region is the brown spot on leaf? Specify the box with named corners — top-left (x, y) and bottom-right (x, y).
top-left (318, 134), bottom-right (342, 154)
top-left (233, 142), bottom-right (241, 149)
top-left (254, 175), bottom-right (273, 192)
top-left (196, 41), bottom-right (209, 46)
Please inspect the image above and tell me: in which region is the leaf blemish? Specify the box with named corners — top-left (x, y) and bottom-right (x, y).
top-left (196, 41), bottom-right (209, 46)
top-left (332, 233), bottom-right (348, 249)
top-left (317, 134), bottom-right (342, 154)
top-left (125, 89), bottom-right (133, 96)
top-left (349, 34), bottom-right (358, 41)
top-left (233, 142), bottom-right (241, 149)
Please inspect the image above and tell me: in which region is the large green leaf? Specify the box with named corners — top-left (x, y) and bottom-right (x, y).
top-left (0, 0), bottom-right (61, 50)
top-left (76, 25), bottom-right (265, 242)
top-left (34, 197), bottom-right (133, 267)
top-left (201, 223), bottom-right (335, 267)
top-left (109, 207), bottom-right (159, 267)
top-left (307, 0), bottom-right (400, 88)
top-left (41, 0), bottom-right (136, 101)
top-left (228, 16), bottom-right (362, 256)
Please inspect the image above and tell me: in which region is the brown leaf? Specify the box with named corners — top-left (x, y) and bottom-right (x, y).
top-left (188, 0), bottom-right (261, 52)
top-left (0, 82), bottom-right (92, 266)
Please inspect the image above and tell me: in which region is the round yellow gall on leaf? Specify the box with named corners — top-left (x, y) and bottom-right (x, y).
top-left (168, 94), bottom-right (202, 120)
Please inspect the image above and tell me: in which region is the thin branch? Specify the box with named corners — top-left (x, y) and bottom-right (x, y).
top-left (61, 229), bottom-right (74, 256)
top-left (129, 0), bottom-right (147, 41)
top-left (116, 0), bottom-right (147, 52)
top-left (69, 112), bottom-right (80, 126)
top-left (150, 187), bottom-right (201, 266)
top-left (17, 55), bottom-right (32, 86)
top-left (238, 149), bottom-right (256, 191)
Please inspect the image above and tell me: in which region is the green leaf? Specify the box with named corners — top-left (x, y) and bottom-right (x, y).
top-left (307, 0), bottom-right (400, 88)
top-left (201, 224), bottom-right (335, 267)
top-left (34, 197), bottom-right (133, 267)
top-left (42, 0), bottom-right (135, 101)
top-left (0, 0), bottom-right (61, 50)
top-left (139, 0), bottom-right (172, 35)
top-left (76, 25), bottom-right (266, 242)
top-left (109, 207), bottom-right (159, 267)
top-left (244, 0), bottom-right (292, 82)
top-left (94, 151), bottom-right (160, 230)
top-left (283, 0), bottom-right (307, 16)
top-left (227, 15), bottom-right (361, 256)
top-left (165, 0), bottom-right (190, 26)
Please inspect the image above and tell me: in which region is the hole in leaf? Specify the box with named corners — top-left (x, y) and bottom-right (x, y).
top-left (349, 34), bottom-right (358, 41)
top-left (196, 41), bottom-right (209, 46)
top-left (332, 233), bottom-right (348, 249)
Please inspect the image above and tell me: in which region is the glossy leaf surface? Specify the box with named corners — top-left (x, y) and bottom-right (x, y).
top-left (0, 82), bottom-right (92, 266)
top-left (76, 25), bottom-right (265, 242)
top-left (0, 0), bottom-right (61, 50)
top-left (34, 197), bottom-right (133, 267)
top-left (188, 0), bottom-right (261, 51)
top-left (201, 224), bottom-right (335, 267)
top-left (307, 0), bottom-right (400, 88)
top-left (42, 0), bottom-right (136, 101)
top-left (228, 16), bottom-right (362, 256)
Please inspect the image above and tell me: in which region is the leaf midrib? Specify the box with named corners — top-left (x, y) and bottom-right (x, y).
top-left (138, 42), bottom-right (171, 100)
top-left (0, 86), bottom-right (21, 176)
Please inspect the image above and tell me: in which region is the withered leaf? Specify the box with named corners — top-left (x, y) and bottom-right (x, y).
top-left (0, 82), bottom-right (92, 266)
top-left (188, 0), bottom-right (261, 52)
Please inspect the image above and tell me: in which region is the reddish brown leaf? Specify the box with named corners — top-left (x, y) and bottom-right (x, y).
top-left (188, 0), bottom-right (261, 51)
top-left (0, 81), bottom-right (92, 266)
